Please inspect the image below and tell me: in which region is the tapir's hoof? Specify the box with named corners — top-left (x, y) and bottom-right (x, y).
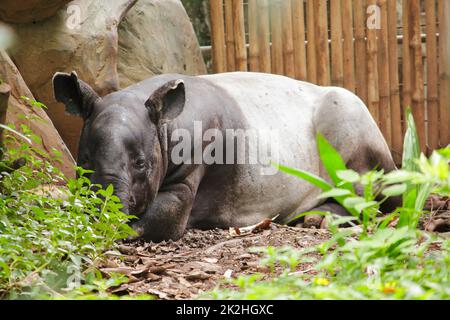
top-left (320, 217), bottom-right (328, 229)
top-left (303, 214), bottom-right (325, 229)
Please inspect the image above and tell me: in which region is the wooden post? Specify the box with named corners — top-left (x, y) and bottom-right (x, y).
top-left (232, 0), bottom-right (247, 71)
top-left (425, 0), bottom-right (439, 152)
top-left (224, 0), bottom-right (236, 71)
top-left (366, 0), bottom-right (380, 124)
top-left (409, 0), bottom-right (426, 152)
top-left (257, 0), bottom-right (271, 73)
top-left (330, 0), bottom-right (343, 87)
top-left (0, 83), bottom-right (9, 125)
top-left (292, 0), bottom-right (307, 80)
top-left (342, 0), bottom-right (355, 92)
top-left (388, 0), bottom-right (402, 162)
top-left (0, 83), bottom-right (11, 157)
top-left (402, 0), bottom-right (412, 136)
top-left (271, 0), bottom-right (284, 75)
top-left (248, 0), bottom-right (259, 72)
top-left (281, 0), bottom-right (295, 78)
top-left (378, 0), bottom-right (392, 147)
top-left (314, 0), bottom-right (330, 86)
top-left (306, 0), bottom-right (317, 83)
top-left (439, 0), bottom-right (450, 147)
top-left (354, 0), bottom-right (368, 104)
top-left (210, 0), bottom-right (226, 73)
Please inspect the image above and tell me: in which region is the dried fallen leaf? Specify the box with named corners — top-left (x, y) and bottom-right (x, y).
top-left (117, 244), bottom-right (137, 255)
top-left (229, 217), bottom-right (276, 237)
top-left (424, 218), bottom-right (450, 232)
top-left (223, 269), bottom-right (233, 279)
top-left (148, 288), bottom-right (168, 299)
top-left (203, 257), bottom-right (218, 264)
top-left (185, 271), bottom-right (210, 281)
top-left (100, 267), bottom-right (135, 277)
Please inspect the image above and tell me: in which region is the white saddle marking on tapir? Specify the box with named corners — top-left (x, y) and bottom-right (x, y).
top-left (189, 72), bottom-right (391, 227)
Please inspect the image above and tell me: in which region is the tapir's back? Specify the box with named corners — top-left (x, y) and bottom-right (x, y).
top-left (189, 73), bottom-right (329, 227)
top-left (190, 72), bottom-right (391, 227)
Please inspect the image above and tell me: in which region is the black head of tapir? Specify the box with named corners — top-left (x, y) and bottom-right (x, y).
top-left (52, 71), bottom-right (185, 216)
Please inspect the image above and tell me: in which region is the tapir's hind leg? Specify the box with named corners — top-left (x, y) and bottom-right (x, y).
top-left (347, 144), bottom-right (402, 214)
top-left (289, 201), bottom-right (351, 229)
top-left (290, 146), bottom-right (402, 229)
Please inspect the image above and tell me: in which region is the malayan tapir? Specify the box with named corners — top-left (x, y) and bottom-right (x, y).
top-left (52, 71), bottom-right (399, 242)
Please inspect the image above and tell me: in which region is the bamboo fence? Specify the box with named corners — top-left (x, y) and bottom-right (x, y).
top-left (209, 0), bottom-right (450, 160)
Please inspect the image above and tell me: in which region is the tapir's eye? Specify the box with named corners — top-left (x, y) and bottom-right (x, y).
top-left (135, 158), bottom-right (146, 169)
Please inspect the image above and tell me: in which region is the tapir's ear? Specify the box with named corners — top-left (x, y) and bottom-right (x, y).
top-left (145, 79), bottom-right (185, 124)
top-left (52, 71), bottom-right (100, 119)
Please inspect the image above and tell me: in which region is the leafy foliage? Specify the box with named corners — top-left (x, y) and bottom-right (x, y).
top-left (0, 107), bottom-right (143, 299)
top-left (209, 229), bottom-right (449, 299)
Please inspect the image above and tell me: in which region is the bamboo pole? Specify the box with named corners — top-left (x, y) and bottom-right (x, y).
top-left (439, 0), bottom-right (450, 147)
top-left (306, 0), bottom-right (317, 83)
top-left (209, 0), bottom-right (226, 73)
top-left (257, 0), bottom-right (271, 73)
top-left (271, 0), bottom-right (284, 75)
top-left (314, 0), bottom-right (330, 86)
top-left (232, 0), bottom-right (247, 71)
top-left (341, 0), bottom-right (355, 92)
top-left (292, 0), bottom-right (307, 80)
top-left (248, 0), bottom-right (259, 72)
top-left (402, 0), bottom-right (412, 136)
top-left (378, 0), bottom-right (392, 147)
top-left (409, 0), bottom-right (426, 152)
top-left (330, 0), bottom-right (343, 87)
top-left (354, 0), bottom-right (368, 104)
top-left (425, 0), bottom-right (439, 152)
top-left (366, 0), bottom-right (379, 124)
top-left (387, 0), bottom-right (402, 162)
top-left (281, 0), bottom-right (295, 78)
top-left (224, 0), bottom-right (236, 71)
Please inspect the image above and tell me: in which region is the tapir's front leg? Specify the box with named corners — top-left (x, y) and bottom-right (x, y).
top-left (130, 183), bottom-right (195, 242)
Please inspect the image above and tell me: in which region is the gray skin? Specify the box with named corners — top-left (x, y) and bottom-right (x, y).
top-left (53, 71), bottom-right (400, 242)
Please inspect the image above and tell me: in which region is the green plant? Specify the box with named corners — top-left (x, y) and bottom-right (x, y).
top-left (276, 108), bottom-right (448, 234)
top-left (208, 228), bottom-right (449, 300)
top-left (0, 107), bottom-right (146, 299)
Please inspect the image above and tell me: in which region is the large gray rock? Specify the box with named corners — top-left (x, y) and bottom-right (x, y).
top-left (6, 0), bottom-right (206, 156)
top-left (0, 0), bottom-right (71, 24)
top-left (0, 50), bottom-right (75, 177)
top-left (118, 0), bottom-right (206, 88)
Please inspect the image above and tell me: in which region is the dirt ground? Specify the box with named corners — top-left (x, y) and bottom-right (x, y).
top-left (99, 196), bottom-right (449, 300)
top-left (100, 224), bottom-right (330, 299)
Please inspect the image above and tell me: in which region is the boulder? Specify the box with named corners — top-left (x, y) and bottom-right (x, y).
top-left (6, 0), bottom-right (206, 157)
top-left (117, 0), bottom-right (207, 88)
top-left (0, 50), bottom-right (75, 177)
top-left (0, 0), bottom-right (71, 24)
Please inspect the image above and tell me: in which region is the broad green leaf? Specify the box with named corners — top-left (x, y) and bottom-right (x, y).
top-left (274, 163), bottom-right (332, 191)
top-left (383, 170), bottom-right (416, 184)
top-left (336, 170), bottom-right (360, 183)
top-left (343, 196), bottom-right (366, 209)
top-left (317, 133), bottom-right (355, 193)
top-left (402, 108), bottom-right (420, 172)
top-left (354, 201), bottom-right (378, 212)
top-left (317, 188), bottom-right (352, 199)
top-left (437, 146), bottom-right (450, 158)
top-left (415, 183), bottom-right (433, 212)
top-left (382, 184), bottom-right (407, 197)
